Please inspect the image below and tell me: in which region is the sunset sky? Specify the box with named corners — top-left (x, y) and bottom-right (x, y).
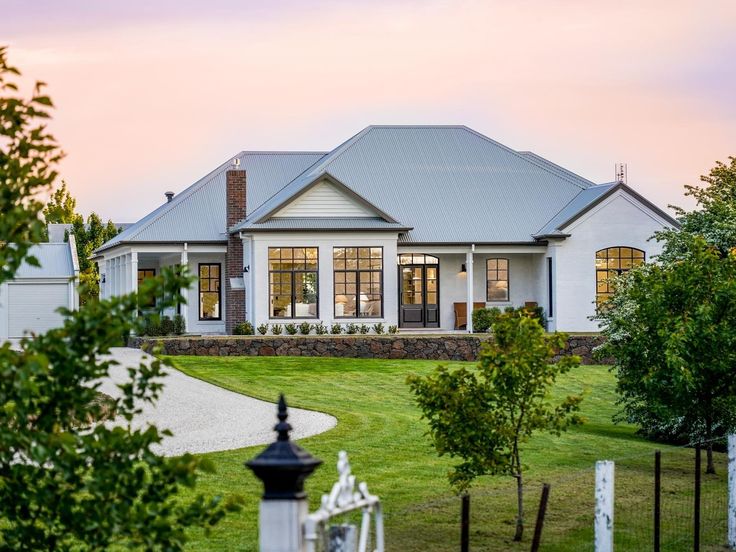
top-left (4, 0), bottom-right (735, 222)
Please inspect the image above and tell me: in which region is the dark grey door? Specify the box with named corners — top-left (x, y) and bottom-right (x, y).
top-left (399, 263), bottom-right (439, 328)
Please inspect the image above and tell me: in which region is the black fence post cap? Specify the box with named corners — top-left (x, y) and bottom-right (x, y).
top-left (246, 394), bottom-right (322, 500)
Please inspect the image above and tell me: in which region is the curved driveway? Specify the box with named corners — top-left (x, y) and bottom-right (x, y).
top-left (99, 348), bottom-right (336, 457)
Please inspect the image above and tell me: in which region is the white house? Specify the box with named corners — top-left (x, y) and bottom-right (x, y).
top-left (0, 238), bottom-right (80, 340)
top-left (93, 125), bottom-right (678, 334)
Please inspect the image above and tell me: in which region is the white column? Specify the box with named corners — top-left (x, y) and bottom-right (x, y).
top-left (180, 247), bottom-right (189, 332)
top-left (259, 499), bottom-right (308, 552)
top-left (103, 259), bottom-right (109, 299)
top-left (728, 434), bottom-right (736, 548)
top-left (130, 252), bottom-right (138, 295)
top-left (465, 246), bottom-right (474, 333)
top-left (112, 257), bottom-right (118, 297)
top-left (243, 236), bottom-right (254, 325)
top-left (595, 460), bottom-right (615, 552)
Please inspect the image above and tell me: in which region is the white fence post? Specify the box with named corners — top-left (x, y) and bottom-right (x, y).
top-left (728, 434), bottom-right (736, 549)
top-left (595, 460), bottom-right (615, 552)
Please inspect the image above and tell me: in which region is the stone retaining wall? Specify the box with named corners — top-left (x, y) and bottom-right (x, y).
top-left (130, 334), bottom-right (609, 364)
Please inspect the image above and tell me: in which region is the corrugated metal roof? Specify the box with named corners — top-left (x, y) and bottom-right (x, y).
top-left (516, 151), bottom-right (595, 189)
top-left (534, 182), bottom-right (617, 236)
top-left (236, 217), bottom-right (411, 232)
top-left (15, 243), bottom-right (75, 278)
top-left (236, 126), bottom-right (595, 242)
top-left (97, 152), bottom-right (326, 252)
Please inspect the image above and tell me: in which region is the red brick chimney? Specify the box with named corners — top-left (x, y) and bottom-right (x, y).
top-left (225, 162), bottom-right (246, 334)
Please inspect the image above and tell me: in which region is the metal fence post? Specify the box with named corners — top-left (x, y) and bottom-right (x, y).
top-left (595, 460), bottom-right (615, 552)
top-left (246, 395), bottom-right (322, 552)
top-left (729, 435), bottom-right (736, 549)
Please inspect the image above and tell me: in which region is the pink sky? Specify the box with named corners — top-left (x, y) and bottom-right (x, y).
top-left (5, 0), bottom-right (736, 222)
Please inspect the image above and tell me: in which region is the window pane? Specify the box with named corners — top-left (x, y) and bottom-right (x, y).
top-left (200, 265), bottom-right (209, 278)
top-left (335, 272), bottom-right (345, 283)
top-left (346, 257), bottom-right (358, 270)
top-left (200, 291), bottom-right (220, 319)
top-left (399, 254), bottom-right (412, 265)
top-left (271, 295), bottom-right (290, 318)
top-left (498, 259), bottom-right (508, 270)
top-left (269, 248), bottom-right (280, 259)
top-left (359, 247), bottom-right (370, 259)
top-left (371, 248), bottom-right (382, 258)
top-left (359, 258), bottom-right (370, 270)
top-left (360, 295), bottom-right (381, 317)
top-left (487, 259), bottom-right (497, 270)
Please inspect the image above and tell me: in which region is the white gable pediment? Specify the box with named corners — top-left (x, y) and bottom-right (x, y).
top-left (273, 179), bottom-right (377, 218)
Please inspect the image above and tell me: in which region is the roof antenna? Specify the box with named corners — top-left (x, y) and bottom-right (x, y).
top-left (615, 163), bottom-right (627, 185)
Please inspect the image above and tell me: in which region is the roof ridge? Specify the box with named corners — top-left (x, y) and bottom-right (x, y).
top-left (517, 151), bottom-right (595, 188)
top-left (459, 127), bottom-right (590, 190)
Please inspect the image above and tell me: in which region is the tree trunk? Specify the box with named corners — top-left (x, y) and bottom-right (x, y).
top-left (706, 442), bottom-right (716, 474)
top-left (514, 472), bottom-right (524, 542)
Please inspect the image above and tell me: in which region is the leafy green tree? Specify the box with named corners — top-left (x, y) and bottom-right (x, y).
top-left (0, 46), bottom-right (62, 282)
top-left (408, 310), bottom-right (582, 541)
top-left (43, 181), bottom-right (82, 225)
top-left (597, 236), bottom-right (736, 473)
top-left (71, 212), bottom-right (121, 304)
top-left (655, 156), bottom-right (736, 263)
top-left (0, 46), bottom-right (239, 550)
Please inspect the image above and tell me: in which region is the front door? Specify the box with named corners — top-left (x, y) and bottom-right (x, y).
top-left (399, 255), bottom-right (439, 328)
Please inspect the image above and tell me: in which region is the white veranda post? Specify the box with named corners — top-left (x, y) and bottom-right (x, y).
top-left (465, 245), bottom-right (474, 333)
top-left (728, 434), bottom-right (736, 549)
top-left (180, 245), bottom-right (188, 332)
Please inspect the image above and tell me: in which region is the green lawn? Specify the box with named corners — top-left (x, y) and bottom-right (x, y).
top-left (171, 356), bottom-right (728, 551)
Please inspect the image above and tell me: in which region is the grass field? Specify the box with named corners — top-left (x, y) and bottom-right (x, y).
top-left (170, 356), bottom-right (729, 551)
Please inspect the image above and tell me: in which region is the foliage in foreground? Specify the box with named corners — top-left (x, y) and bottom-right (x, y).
top-left (596, 236), bottom-right (736, 473)
top-left (0, 45), bottom-right (239, 551)
top-left (408, 309), bottom-right (582, 541)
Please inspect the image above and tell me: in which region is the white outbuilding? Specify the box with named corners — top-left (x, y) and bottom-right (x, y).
top-left (0, 237), bottom-right (79, 340)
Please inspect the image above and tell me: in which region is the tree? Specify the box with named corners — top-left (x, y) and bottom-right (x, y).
top-left (0, 46), bottom-right (240, 549)
top-left (71, 212), bottom-right (122, 304)
top-left (43, 181), bottom-right (81, 225)
top-left (407, 309), bottom-right (582, 541)
top-left (655, 156), bottom-right (736, 264)
top-left (596, 236), bottom-right (736, 473)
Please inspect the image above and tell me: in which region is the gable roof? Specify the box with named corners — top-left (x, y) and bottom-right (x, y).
top-left (534, 181), bottom-right (680, 238)
top-left (234, 126), bottom-right (597, 243)
top-left (15, 242), bottom-right (77, 279)
top-left (96, 151), bottom-right (326, 252)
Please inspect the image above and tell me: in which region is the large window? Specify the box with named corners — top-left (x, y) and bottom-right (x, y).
top-left (595, 247), bottom-right (645, 305)
top-left (137, 268), bottom-right (156, 309)
top-left (199, 263), bottom-right (221, 320)
top-left (486, 258), bottom-right (509, 302)
top-left (334, 247), bottom-right (383, 318)
top-left (269, 247), bottom-right (319, 318)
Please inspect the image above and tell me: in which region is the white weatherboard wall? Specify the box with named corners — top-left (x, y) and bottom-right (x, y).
top-left (553, 189), bottom-right (673, 332)
top-left (248, 232), bottom-right (399, 328)
top-left (273, 180), bottom-right (376, 218)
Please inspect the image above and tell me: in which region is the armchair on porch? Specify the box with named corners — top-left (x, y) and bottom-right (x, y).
top-left (454, 302), bottom-right (486, 330)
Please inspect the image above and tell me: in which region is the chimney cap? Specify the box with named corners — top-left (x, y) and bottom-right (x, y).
top-left (232, 157), bottom-right (241, 168)
top-left (164, 191), bottom-right (175, 203)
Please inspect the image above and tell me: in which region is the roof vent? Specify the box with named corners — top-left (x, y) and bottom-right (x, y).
top-left (165, 191), bottom-right (175, 203)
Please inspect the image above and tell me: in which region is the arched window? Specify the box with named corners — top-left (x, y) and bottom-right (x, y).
top-left (595, 247), bottom-right (645, 305)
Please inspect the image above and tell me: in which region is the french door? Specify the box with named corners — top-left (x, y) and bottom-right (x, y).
top-left (398, 254), bottom-right (439, 328)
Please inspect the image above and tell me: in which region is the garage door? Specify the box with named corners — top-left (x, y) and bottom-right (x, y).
top-left (8, 283), bottom-right (68, 338)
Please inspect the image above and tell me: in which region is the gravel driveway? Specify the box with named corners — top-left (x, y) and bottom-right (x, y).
top-left (98, 347), bottom-right (336, 456)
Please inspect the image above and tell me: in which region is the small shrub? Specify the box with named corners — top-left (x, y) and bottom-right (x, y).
top-left (172, 314), bottom-right (185, 335)
top-left (141, 315), bottom-right (160, 336)
top-left (372, 323), bottom-right (385, 335)
top-left (472, 307), bottom-right (502, 333)
top-left (522, 305), bottom-right (547, 330)
top-left (299, 321), bottom-right (312, 335)
top-left (314, 322), bottom-right (328, 335)
top-left (233, 321), bottom-right (254, 335)
top-left (257, 323), bottom-right (268, 335)
top-left (388, 325), bottom-right (398, 334)
top-left (330, 323), bottom-right (343, 335)
top-left (346, 323), bottom-right (359, 335)
top-left (159, 315), bottom-right (175, 336)
top-left (359, 324), bottom-right (370, 334)
top-left (285, 323), bottom-right (298, 335)
top-left (271, 324), bottom-right (283, 335)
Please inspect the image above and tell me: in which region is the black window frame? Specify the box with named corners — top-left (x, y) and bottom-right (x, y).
top-left (198, 263), bottom-right (222, 321)
top-left (268, 247), bottom-right (319, 319)
top-left (333, 246), bottom-right (384, 319)
top-left (595, 247), bottom-right (645, 306)
top-left (486, 258), bottom-right (510, 302)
